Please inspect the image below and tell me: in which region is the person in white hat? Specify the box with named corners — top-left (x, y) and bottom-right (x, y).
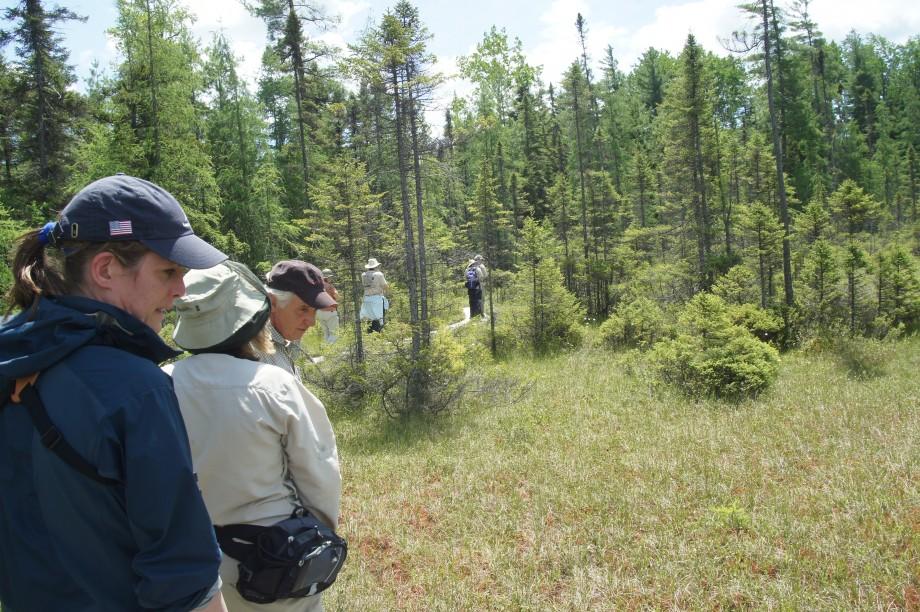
top-left (360, 257), bottom-right (389, 333)
top-left (167, 261), bottom-right (341, 612)
top-left (465, 254), bottom-right (488, 319)
top-left (315, 268), bottom-right (340, 343)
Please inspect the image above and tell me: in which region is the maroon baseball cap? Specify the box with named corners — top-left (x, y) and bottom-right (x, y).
top-left (266, 260), bottom-right (337, 309)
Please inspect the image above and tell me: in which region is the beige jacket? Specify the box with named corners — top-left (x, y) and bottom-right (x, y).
top-left (361, 270), bottom-right (388, 296)
top-left (165, 354), bottom-right (341, 611)
top-left (164, 354), bottom-right (340, 527)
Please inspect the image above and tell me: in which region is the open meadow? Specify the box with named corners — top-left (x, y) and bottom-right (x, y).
top-left (321, 337), bottom-right (920, 610)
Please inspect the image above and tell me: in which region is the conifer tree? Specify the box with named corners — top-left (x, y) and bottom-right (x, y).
top-left (0, 0), bottom-right (85, 211)
top-left (309, 154), bottom-right (383, 361)
top-left (659, 34), bottom-right (716, 289)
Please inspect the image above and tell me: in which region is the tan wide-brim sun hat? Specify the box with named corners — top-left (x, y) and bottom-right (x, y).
top-left (173, 261), bottom-right (270, 352)
top-left (365, 257), bottom-right (381, 269)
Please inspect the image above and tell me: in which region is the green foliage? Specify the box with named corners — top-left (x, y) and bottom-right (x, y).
top-left (727, 303), bottom-right (783, 345)
top-left (651, 293), bottom-right (780, 399)
top-left (795, 198), bottom-right (832, 243)
top-left (0, 0), bottom-right (85, 210)
top-left (490, 264), bottom-right (584, 358)
top-left (709, 500), bottom-right (752, 533)
top-left (330, 327), bottom-right (477, 417)
top-left (598, 296), bottom-right (668, 350)
top-left (877, 245), bottom-right (920, 333)
top-left (797, 238), bottom-right (843, 330)
top-left (0, 201), bottom-right (26, 309)
top-left (711, 265), bottom-right (759, 305)
top-left (493, 219), bottom-right (584, 356)
top-left (828, 178), bottom-right (882, 235)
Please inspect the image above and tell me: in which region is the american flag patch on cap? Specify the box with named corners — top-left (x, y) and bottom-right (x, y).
top-left (109, 220), bottom-right (133, 236)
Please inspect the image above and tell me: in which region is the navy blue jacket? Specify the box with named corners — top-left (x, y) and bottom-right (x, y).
top-left (0, 296), bottom-right (221, 611)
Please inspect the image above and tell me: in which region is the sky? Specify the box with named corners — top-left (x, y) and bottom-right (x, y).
top-left (3, 0), bottom-right (920, 130)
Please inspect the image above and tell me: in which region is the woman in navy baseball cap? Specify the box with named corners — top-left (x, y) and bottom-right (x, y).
top-left (0, 175), bottom-right (230, 611)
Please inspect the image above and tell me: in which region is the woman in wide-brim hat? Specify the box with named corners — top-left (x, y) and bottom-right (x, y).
top-left (360, 256), bottom-right (388, 332)
top-left (167, 261), bottom-right (341, 612)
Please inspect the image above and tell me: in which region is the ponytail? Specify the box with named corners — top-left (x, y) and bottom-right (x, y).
top-left (8, 230), bottom-right (66, 312)
top-left (6, 229), bottom-right (149, 313)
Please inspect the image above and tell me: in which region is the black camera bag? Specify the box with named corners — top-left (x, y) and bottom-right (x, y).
top-left (215, 509), bottom-right (347, 604)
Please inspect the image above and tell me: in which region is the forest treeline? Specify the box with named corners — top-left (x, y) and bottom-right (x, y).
top-left (2, 0), bottom-right (919, 402)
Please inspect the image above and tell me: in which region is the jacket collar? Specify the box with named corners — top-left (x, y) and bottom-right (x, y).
top-left (0, 295), bottom-right (180, 382)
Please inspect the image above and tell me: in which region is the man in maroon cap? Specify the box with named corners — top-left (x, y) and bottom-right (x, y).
top-left (256, 260), bottom-right (337, 376)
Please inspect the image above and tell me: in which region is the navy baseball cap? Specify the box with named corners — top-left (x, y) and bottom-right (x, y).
top-left (266, 260), bottom-right (337, 309)
top-left (56, 174), bottom-right (227, 269)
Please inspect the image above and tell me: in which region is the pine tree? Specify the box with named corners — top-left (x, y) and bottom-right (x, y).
top-left (82, 0), bottom-right (242, 258)
top-left (0, 0), bottom-right (85, 211)
top-left (309, 154), bottom-right (383, 361)
top-left (659, 34), bottom-right (716, 290)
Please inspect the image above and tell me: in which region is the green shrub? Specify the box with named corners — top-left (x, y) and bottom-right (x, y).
top-left (308, 327), bottom-right (477, 416)
top-left (598, 297), bottom-right (668, 350)
top-left (829, 336), bottom-right (893, 379)
top-left (728, 303), bottom-right (783, 345)
top-left (651, 293), bottom-right (780, 399)
top-left (0, 202), bottom-right (26, 311)
top-left (711, 265), bottom-right (759, 306)
top-left (490, 258), bottom-right (584, 357)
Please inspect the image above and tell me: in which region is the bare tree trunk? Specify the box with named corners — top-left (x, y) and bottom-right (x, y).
top-left (344, 200), bottom-right (364, 362)
top-left (389, 62), bottom-right (420, 358)
top-left (144, 0), bottom-right (160, 174)
top-left (571, 75), bottom-right (592, 312)
top-left (406, 63), bottom-right (429, 344)
top-left (761, 0), bottom-right (795, 309)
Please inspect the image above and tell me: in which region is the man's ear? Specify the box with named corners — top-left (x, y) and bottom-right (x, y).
top-left (86, 251), bottom-right (119, 290)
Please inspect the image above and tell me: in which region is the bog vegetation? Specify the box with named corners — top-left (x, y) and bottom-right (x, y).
top-left (315, 334), bottom-right (919, 609)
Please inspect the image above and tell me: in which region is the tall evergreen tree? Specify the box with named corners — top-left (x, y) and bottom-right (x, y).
top-left (659, 34), bottom-right (716, 289)
top-left (0, 0), bottom-right (85, 211)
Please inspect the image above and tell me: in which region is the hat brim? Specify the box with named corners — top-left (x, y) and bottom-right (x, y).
top-left (174, 281), bottom-right (269, 350)
top-left (364, 264), bottom-right (379, 269)
top-left (311, 291), bottom-right (337, 309)
top-left (143, 234), bottom-right (227, 269)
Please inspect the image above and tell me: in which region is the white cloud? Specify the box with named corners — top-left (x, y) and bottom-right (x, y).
top-left (181, 0), bottom-right (267, 88)
top-left (809, 0), bottom-right (920, 43)
top-left (528, 0), bottom-right (592, 84)
top-left (620, 0), bottom-right (741, 67)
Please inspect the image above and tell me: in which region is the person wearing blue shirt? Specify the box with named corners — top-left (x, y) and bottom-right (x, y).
top-left (0, 175), bottom-right (229, 611)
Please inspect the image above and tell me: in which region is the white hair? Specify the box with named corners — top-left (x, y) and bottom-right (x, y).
top-left (266, 287), bottom-right (295, 307)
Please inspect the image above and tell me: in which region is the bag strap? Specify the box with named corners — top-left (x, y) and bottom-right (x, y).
top-left (214, 523), bottom-right (265, 561)
top-left (215, 508), bottom-right (308, 561)
top-left (9, 374), bottom-right (119, 486)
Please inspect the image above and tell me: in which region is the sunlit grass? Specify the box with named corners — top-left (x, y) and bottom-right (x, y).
top-left (322, 337), bottom-right (920, 610)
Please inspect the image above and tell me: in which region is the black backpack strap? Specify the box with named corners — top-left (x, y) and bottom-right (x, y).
top-left (214, 523), bottom-right (265, 561)
top-left (10, 375), bottom-right (119, 486)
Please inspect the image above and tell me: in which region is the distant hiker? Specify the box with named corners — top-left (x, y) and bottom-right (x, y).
top-left (360, 257), bottom-right (389, 333)
top-left (168, 261), bottom-right (341, 612)
top-left (316, 268), bottom-right (340, 343)
top-left (465, 254), bottom-right (488, 319)
top-left (0, 175), bottom-right (228, 611)
top-left (259, 260), bottom-right (337, 376)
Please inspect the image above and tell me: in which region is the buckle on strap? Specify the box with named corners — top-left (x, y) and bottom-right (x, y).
top-left (39, 427), bottom-right (63, 449)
